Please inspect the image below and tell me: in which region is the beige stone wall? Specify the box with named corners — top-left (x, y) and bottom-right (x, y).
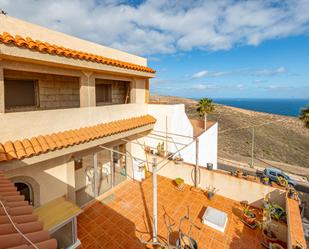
top-left (95, 78), bottom-right (130, 105)
top-left (4, 69), bottom-right (80, 111)
top-left (112, 81), bottom-right (129, 104)
top-left (3, 69), bottom-right (135, 111)
top-left (130, 78), bottom-right (147, 104)
top-left (0, 60), bottom-right (150, 113)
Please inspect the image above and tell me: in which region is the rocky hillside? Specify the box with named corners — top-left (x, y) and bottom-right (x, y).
top-left (150, 95), bottom-right (309, 171)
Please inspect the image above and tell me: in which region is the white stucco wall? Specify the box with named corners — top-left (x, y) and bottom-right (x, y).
top-left (128, 104), bottom-right (218, 172)
top-left (195, 123), bottom-right (218, 169)
top-left (148, 161), bottom-right (286, 208)
top-left (5, 157), bottom-right (74, 205)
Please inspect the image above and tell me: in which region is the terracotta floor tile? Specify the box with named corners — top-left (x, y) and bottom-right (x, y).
top-left (77, 176), bottom-right (264, 249)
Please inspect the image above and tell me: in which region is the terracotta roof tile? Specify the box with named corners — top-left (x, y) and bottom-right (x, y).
top-left (13, 141), bottom-right (27, 159)
top-left (0, 171), bottom-right (57, 249)
top-left (21, 139), bottom-right (35, 157)
top-left (0, 32), bottom-right (156, 74)
top-left (3, 142), bottom-right (17, 160)
top-left (43, 135), bottom-right (57, 151)
top-left (37, 136), bottom-right (50, 153)
top-left (0, 144), bottom-right (8, 162)
top-left (29, 138), bottom-right (43, 154)
top-left (0, 115), bottom-right (156, 162)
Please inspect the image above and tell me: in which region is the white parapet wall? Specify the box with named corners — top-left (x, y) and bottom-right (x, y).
top-left (0, 103), bottom-right (148, 141)
top-left (126, 103), bottom-right (218, 175)
top-left (147, 160), bottom-right (286, 208)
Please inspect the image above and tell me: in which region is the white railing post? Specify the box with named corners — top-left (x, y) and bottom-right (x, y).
top-left (195, 138), bottom-right (199, 188)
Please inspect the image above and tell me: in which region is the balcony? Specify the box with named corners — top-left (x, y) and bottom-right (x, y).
top-left (0, 103), bottom-right (148, 142)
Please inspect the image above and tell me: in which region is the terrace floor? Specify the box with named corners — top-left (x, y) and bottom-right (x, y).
top-left (77, 175), bottom-right (265, 249)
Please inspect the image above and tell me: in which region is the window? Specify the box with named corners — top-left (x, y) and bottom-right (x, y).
top-left (96, 83), bottom-right (112, 104)
top-left (4, 79), bottom-right (38, 109)
top-left (51, 218), bottom-right (77, 249)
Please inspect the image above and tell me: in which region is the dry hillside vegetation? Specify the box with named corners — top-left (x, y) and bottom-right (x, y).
top-left (150, 95), bottom-right (309, 169)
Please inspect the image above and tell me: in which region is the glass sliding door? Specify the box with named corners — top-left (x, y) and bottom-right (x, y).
top-left (75, 154), bottom-right (96, 207)
top-left (113, 144), bottom-right (127, 186)
top-left (75, 144), bottom-right (128, 207)
top-left (96, 149), bottom-right (113, 196)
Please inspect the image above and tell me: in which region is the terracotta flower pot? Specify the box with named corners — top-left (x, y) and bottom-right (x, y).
top-left (243, 212), bottom-right (256, 225)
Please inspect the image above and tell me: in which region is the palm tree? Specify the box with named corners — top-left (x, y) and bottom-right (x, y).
top-left (299, 104), bottom-right (309, 128)
top-left (196, 98), bottom-right (215, 129)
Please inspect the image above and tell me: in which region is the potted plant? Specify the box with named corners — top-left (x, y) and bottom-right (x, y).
top-left (269, 204), bottom-right (286, 221)
top-left (286, 185), bottom-right (300, 201)
top-left (276, 176), bottom-right (288, 187)
top-left (242, 204), bottom-right (257, 226)
top-left (206, 185), bottom-right (218, 200)
top-left (260, 207), bottom-right (278, 247)
top-left (207, 163), bottom-right (213, 170)
top-left (262, 177), bottom-right (270, 185)
top-left (175, 177), bottom-right (185, 191)
top-left (235, 169), bottom-right (243, 178)
top-left (156, 142), bottom-right (165, 157)
top-left (166, 152), bottom-right (174, 161)
top-left (174, 155), bottom-right (184, 165)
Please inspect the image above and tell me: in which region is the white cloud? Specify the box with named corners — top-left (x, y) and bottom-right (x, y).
top-left (1, 0), bottom-right (309, 55)
top-left (192, 70), bottom-right (208, 78)
top-left (253, 79), bottom-right (267, 83)
top-left (254, 67), bottom-right (287, 76)
top-left (192, 84), bottom-right (217, 90)
top-left (210, 71), bottom-right (229, 77)
top-left (192, 70), bottom-right (230, 78)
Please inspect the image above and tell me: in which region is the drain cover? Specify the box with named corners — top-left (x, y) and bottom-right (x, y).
top-left (202, 206), bottom-right (228, 232)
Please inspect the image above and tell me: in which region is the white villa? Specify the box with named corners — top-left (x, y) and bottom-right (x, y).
top-left (0, 14), bottom-right (217, 248)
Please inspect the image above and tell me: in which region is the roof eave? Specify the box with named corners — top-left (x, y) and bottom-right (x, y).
top-left (0, 45), bottom-right (156, 78)
top-left (0, 123), bottom-right (154, 171)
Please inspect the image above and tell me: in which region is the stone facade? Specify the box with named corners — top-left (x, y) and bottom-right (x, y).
top-left (4, 69), bottom-right (80, 111)
top-left (112, 80), bottom-right (129, 104)
top-left (95, 78), bottom-right (130, 105)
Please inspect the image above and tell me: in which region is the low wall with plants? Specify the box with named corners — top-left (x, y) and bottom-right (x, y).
top-left (154, 161), bottom-right (286, 208)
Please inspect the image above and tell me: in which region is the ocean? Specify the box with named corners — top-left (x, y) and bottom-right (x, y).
top-left (211, 98), bottom-right (308, 117)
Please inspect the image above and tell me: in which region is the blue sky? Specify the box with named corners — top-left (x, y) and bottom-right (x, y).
top-left (149, 36), bottom-right (309, 99)
top-left (1, 0), bottom-right (309, 99)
